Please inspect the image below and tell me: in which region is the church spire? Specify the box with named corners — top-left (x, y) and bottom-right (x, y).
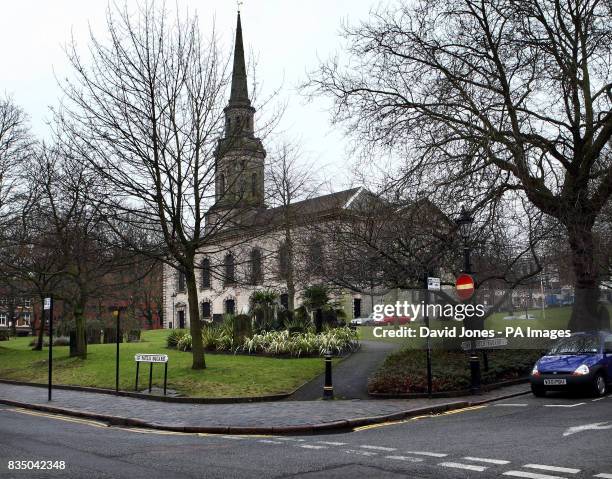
top-left (229, 12), bottom-right (250, 106)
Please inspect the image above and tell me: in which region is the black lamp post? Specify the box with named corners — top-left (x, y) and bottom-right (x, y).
top-left (456, 207), bottom-right (481, 394)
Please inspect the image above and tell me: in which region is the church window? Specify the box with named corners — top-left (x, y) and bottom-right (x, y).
top-left (201, 301), bottom-right (211, 319)
top-left (177, 270), bottom-right (186, 292)
top-left (200, 258), bottom-right (211, 289)
top-left (250, 249), bottom-right (263, 284)
top-left (251, 173), bottom-right (257, 196)
top-left (220, 174), bottom-right (226, 195)
top-left (278, 243), bottom-right (289, 279)
top-left (307, 239), bottom-right (325, 276)
top-left (224, 253), bottom-right (235, 285)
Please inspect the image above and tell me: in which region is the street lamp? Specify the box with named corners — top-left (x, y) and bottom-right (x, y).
top-left (456, 206), bottom-right (473, 273)
top-left (456, 207), bottom-right (481, 394)
top-left (171, 293), bottom-right (177, 329)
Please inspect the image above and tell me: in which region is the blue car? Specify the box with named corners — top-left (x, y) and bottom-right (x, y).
top-left (530, 331), bottom-right (612, 397)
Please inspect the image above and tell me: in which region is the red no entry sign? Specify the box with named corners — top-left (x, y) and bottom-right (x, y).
top-left (456, 273), bottom-right (475, 300)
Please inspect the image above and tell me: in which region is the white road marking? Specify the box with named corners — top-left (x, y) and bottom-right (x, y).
top-left (299, 444), bottom-right (327, 450)
top-left (385, 455), bottom-right (424, 463)
top-left (222, 435), bottom-right (246, 440)
top-left (495, 403), bottom-right (529, 407)
top-left (563, 422), bottom-right (612, 437)
top-left (503, 471), bottom-right (567, 479)
top-left (439, 462), bottom-right (487, 472)
top-left (344, 449), bottom-right (377, 456)
top-left (404, 451), bottom-right (448, 457)
top-left (592, 397), bottom-right (605, 402)
top-left (360, 445), bottom-right (396, 452)
top-left (524, 464), bottom-right (580, 474)
top-left (258, 440), bottom-right (283, 445)
top-left (273, 437), bottom-right (305, 442)
top-left (316, 441), bottom-right (347, 446)
top-left (544, 403), bottom-right (586, 408)
top-left (594, 474), bottom-right (612, 478)
top-left (463, 456), bottom-right (510, 465)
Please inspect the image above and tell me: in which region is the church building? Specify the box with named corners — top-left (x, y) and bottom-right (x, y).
top-left (162, 12), bottom-right (389, 329)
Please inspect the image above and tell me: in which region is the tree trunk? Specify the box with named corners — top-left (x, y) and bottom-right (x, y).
top-left (34, 297), bottom-right (46, 351)
top-left (186, 268), bottom-right (206, 369)
top-left (71, 300), bottom-right (88, 359)
top-left (567, 224), bottom-right (607, 331)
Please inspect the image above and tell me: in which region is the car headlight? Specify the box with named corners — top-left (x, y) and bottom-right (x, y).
top-left (531, 365), bottom-right (540, 376)
top-left (573, 364), bottom-right (590, 376)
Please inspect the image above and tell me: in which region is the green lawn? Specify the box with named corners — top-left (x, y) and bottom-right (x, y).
top-left (0, 330), bottom-right (325, 398)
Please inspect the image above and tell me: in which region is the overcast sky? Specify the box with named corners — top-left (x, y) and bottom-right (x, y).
top-left (0, 0), bottom-right (385, 188)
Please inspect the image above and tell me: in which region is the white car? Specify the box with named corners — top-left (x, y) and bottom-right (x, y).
top-left (351, 314), bottom-right (376, 326)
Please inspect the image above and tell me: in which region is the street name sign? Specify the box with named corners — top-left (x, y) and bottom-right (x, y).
top-left (427, 277), bottom-right (441, 291)
top-left (461, 338), bottom-right (509, 351)
top-left (135, 353), bottom-right (168, 363)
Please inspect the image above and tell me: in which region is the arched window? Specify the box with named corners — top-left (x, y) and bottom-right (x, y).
top-left (200, 301), bottom-right (211, 319)
top-left (239, 178), bottom-right (246, 198)
top-left (251, 172), bottom-right (257, 196)
top-left (224, 253), bottom-right (235, 285)
top-left (219, 174), bottom-right (226, 196)
top-left (278, 243), bottom-right (289, 279)
top-left (250, 249), bottom-right (263, 285)
top-left (200, 258), bottom-right (211, 289)
top-left (177, 270), bottom-right (186, 292)
top-left (225, 298), bottom-right (236, 315)
top-left (308, 239), bottom-right (325, 276)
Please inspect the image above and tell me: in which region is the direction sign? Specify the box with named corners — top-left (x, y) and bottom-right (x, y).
top-left (456, 273), bottom-right (475, 300)
top-left (427, 277), bottom-right (441, 291)
top-left (135, 353), bottom-right (168, 363)
top-left (461, 338), bottom-right (508, 351)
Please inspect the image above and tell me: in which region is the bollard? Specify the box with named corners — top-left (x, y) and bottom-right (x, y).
top-left (323, 351), bottom-right (333, 400)
top-left (470, 354), bottom-right (481, 395)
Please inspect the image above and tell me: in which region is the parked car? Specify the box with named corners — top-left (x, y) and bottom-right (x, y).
top-left (374, 315), bottom-right (412, 325)
top-left (350, 314), bottom-right (376, 326)
top-left (530, 331), bottom-right (612, 397)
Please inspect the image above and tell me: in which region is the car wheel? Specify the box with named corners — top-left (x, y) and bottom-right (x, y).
top-left (593, 373), bottom-right (606, 397)
top-left (531, 385), bottom-right (546, 397)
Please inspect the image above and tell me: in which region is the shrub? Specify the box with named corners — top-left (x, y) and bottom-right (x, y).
top-left (176, 333), bottom-right (192, 352)
top-left (367, 349), bottom-right (543, 394)
top-left (240, 327), bottom-right (358, 357)
top-left (166, 330), bottom-right (186, 349)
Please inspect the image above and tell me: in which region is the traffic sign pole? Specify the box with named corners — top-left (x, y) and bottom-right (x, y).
top-left (46, 297), bottom-right (53, 401)
top-left (424, 274), bottom-right (435, 397)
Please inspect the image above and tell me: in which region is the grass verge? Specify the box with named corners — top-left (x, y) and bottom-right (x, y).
top-left (0, 330), bottom-right (325, 398)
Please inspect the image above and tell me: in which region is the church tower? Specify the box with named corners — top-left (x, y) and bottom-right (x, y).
top-left (212, 12), bottom-right (266, 213)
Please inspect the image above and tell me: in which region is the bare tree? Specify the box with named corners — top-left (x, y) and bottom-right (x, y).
top-left (54, 2), bottom-right (259, 368)
top-left (307, 0), bottom-right (612, 331)
top-left (266, 141), bottom-right (322, 310)
top-left (0, 95), bottom-right (32, 229)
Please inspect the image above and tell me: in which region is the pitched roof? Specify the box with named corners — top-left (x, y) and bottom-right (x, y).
top-left (261, 187), bottom-right (362, 224)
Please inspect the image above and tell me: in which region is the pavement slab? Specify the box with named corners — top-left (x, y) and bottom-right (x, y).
top-left (0, 381), bottom-right (529, 433)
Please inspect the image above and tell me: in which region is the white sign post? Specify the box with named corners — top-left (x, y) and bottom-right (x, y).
top-left (134, 354), bottom-right (169, 395)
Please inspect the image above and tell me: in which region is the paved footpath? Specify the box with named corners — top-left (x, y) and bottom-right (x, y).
top-left (290, 340), bottom-right (401, 400)
top-left (0, 381), bottom-right (529, 434)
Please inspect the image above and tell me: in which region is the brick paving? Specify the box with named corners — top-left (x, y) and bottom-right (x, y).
top-left (0, 382), bottom-right (529, 429)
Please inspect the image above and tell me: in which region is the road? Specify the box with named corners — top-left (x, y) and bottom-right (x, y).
top-left (0, 393), bottom-right (610, 479)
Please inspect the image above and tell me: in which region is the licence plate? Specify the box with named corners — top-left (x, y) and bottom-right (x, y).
top-left (544, 378), bottom-right (567, 386)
